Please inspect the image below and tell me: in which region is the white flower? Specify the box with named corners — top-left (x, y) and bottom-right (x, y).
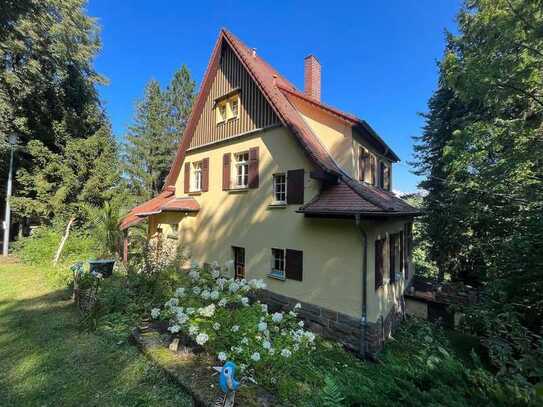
top-left (189, 324), bottom-right (199, 336)
top-left (218, 351), bottom-right (227, 361)
top-left (210, 290), bottom-right (220, 300)
top-left (294, 302), bottom-right (302, 310)
top-left (261, 304), bottom-right (268, 313)
top-left (201, 290), bottom-right (210, 300)
top-left (150, 308), bottom-right (161, 319)
top-left (257, 321), bottom-right (267, 332)
top-left (233, 346), bottom-right (243, 354)
top-left (211, 260), bottom-right (220, 270)
top-left (188, 269), bottom-right (200, 281)
top-left (169, 324), bottom-right (181, 333)
top-left (218, 298), bottom-right (228, 307)
top-left (239, 363), bottom-right (246, 371)
top-left (281, 348), bottom-right (292, 358)
top-left (272, 312), bottom-right (283, 323)
top-left (174, 287), bottom-right (185, 297)
top-left (165, 298), bottom-right (179, 308)
top-left (198, 304), bottom-right (216, 318)
top-left (289, 311), bottom-right (296, 317)
top-left (176, 312), bottom-right (188, 324)
top-left (240, 297), bottom-right (249, 307)
top-left (305, 331), bottom-right (316, 343)
top-left (217, 278), bottom-right (227, 290)
top-left (293, 344), bottom-right (299, 351)
top-left (263, 340), bottom-right (271, 350)
top-left (195, 332), bottom-right (209, 346)
top-left (192, 286), bottom-right (201, 295)
top-left (251, 352), bottom-right (261, 362)
top-left (249, 279), bottom-right (266, 289)
top-left (211, 268), bottom-right (220, 279)
top-left (241, 337), bottom-right (249, 345)
top-left (268, 348), bottom-right (275, 355)
top-left (228, 281), bottom-right (240, 293)
top-left (213, 322), bottom-right (221, 331)
top-left (298, 320), bottom-right (304, 328)
top-left (231, 325), bottom-right (239, 332)
top-left (186, 307), bottom-right (195, 315)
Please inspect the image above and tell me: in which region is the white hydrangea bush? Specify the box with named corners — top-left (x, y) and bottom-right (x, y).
top-left (149, 261), bottom-right (317, 373)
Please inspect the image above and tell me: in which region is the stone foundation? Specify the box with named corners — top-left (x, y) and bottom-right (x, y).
top-left (254, 289), bottom-right (404, 358)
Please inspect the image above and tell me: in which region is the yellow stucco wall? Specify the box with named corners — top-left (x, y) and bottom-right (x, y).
top-left (148, 125), bottom-right (412, 322)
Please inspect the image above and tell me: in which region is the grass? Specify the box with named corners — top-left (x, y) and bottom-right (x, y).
top-left (0, 259), bottom-right (192, 406)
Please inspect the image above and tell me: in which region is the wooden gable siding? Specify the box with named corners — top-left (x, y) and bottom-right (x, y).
top-left (188, 44), bottom-right (280, 149)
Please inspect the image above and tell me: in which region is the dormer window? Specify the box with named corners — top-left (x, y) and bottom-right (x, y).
top-left (215, 91), bottom-right (240, 125)
top-left (379, 161), bottom-right (391, 191)
top-left (358, 147), bottom-right (377, 186)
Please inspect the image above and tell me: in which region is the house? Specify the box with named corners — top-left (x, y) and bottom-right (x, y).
top-left (120, 29), bottom-right (419, 357)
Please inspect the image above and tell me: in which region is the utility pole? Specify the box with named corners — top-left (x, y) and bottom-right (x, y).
top-left (3, 134), bottom-right (18, 257)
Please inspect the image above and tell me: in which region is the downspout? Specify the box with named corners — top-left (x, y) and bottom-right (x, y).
top-left (355, 214), bottom-right (368, 357)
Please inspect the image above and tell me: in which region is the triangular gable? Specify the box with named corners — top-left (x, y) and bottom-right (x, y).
top-left (189, 43), bottom-right (280, 149)
top-left (164, 28), bottom-right (340, 187)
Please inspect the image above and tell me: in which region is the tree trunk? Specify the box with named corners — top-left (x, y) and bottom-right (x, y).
top-left (53, 217), bottom-right (75, 265)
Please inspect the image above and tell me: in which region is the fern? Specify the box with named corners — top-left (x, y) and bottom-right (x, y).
top-left (320, 376), bottom-right (345, 407)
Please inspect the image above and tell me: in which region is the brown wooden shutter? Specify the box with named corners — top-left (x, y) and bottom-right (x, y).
top-left (285, 249), bottom-right (303, 281)
top-left (384, 164), bottom-right (390, 191)
top-left (287, 169), bottom-right (305, 204)
top-left (375, 239), bottom-right (384, 289)
top-left (201, 158), bottom-right (209, 192)
top-left (379, 161), bottom-right (385, 188)
top-left (248, 147), bottom-right (259, 188)
top-left (389, 234), bottom-right (396, 284)
top-left (358, 149), bottom-right (366, 181)
top-left (184, 162), bottom-right (190, 193)
top-left (370, 155), bottom-right (376, 185)
top-left (222, 153), bottom-right (231, 190)
top-left (399, 230), bottom-right (405, 277)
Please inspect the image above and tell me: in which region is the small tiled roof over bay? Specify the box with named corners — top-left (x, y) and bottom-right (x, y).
top-left (119, 187), bottom-right (199, 230)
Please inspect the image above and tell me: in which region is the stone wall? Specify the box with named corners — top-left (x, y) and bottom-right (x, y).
top-left (255, 289), bottom-right (404, 358)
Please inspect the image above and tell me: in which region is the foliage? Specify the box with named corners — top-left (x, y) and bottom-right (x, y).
top-left (12, 125), bottom-right (121, 224)
top-left (123, 66), bottom-right (195, 200)
top-left (319, 376), bottom-right (345, 407)
top-left (85, 201), bottom-right (124, 258)
top-left (414, 0), bottom-right (543, 327)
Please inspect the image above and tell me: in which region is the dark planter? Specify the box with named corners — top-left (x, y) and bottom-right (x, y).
top-left (88, 259), bottom-right (115, 278)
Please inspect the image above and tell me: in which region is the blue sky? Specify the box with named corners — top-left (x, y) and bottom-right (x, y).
top-left (87, 0), bottom-right (461, 193)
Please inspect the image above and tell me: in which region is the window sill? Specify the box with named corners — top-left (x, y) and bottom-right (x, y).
top-left (268, 202), bottom-right (287, 209)
top-left (188, 191), bottom-right (202, 195)
top-left (267, 272), bottom-right (285, 281)
top-left (228, 187), bottom-right (249, 193)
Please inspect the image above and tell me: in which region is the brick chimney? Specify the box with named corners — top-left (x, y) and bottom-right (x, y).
top-left (304, 55), bottom-right (321, 101)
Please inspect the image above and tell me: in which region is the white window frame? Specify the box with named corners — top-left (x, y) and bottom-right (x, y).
top-left (234, 152), bottom-right (249, 188)
top-left (272, 173), bottom-right (287, 204)
top-left (191, 161), bottom-right (202, 192)
top-left (270, 248), bottom-right (286, 280)
top-left (229, 95), bottom-right (239, 120)
top-left (216, 102), bottom-right (227, 124)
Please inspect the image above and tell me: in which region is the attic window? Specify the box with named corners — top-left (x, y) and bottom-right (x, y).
top-left (215, 91), bottom-right (240, 124)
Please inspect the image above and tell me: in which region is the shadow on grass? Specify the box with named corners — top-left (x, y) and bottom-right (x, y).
top-left (0, 275), bottom-right (191, 406)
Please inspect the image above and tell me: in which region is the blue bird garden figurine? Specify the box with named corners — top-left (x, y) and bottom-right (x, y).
top-left (213, 361), bottom-right (239, 407)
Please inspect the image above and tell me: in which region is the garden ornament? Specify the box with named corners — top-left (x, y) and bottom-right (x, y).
top-left (213, 361), bottom-right (239, 407)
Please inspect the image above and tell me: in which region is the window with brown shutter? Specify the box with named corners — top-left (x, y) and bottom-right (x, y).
top-left (184, 162), bottom-right (190, 193)
top-left (201, 158), bottom-right (209, 192)
top-left (358, 147), bottom-right (368, 182)
top-left (222, 153), bottom-right (231, 190)
top-left (384, 164), bottom-right (391, 191)
top-left (248, 147), bottom-right (259, 188)
top-left (370, 155), bottom-right (376, 186)
top-left (287, 169), bottom-right (305, 204)
top-left (285, 249), bottom-right (303, 281)
top-left (389, 234), bottom-right (397, 284)
top-left (399, 230), bottom-right (405, 277)
top-left (379, 161), bottom-right (386, 189)
top-left (375, 238), bottom-right (385, 289)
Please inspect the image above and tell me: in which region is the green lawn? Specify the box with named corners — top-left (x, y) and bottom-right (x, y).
top-left (0, 260), bottom-right (192, 406)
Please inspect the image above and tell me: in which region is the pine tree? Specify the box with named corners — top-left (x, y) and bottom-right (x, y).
top-left (123, 66), bottom-right (195, 200)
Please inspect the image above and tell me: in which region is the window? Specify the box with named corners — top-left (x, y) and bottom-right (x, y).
top-left (192, 161), bottom-right (202, 191)
top-left (358, 147), bottom-right (369, 182)
top-left (233, 246), bottom-right (245, 279)
top-left (215, 93), bottom-right (240, 124)
top-left (270, 248), bottom-right (285, 279)
top-left (235, 152), bottom-right (249, 188)
top-left (379, 161), bottom-right (391, 190)
top-left (369, 154), bottom-right (376, 186)
top-left (272, 173), bottom-right (287, 203)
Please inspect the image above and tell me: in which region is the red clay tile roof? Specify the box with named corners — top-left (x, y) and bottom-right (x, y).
top-left (119, 187), bottom-right (199, 230)
top-left (299, 181), bottom-right (420, 216)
